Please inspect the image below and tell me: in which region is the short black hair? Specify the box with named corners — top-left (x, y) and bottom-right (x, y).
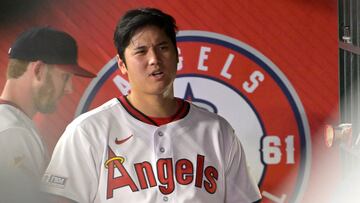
top-left (113, 7), bottom-right (178, 62)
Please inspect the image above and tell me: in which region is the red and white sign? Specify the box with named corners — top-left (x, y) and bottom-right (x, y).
top-left (0, 1), bottom-right (339, 202)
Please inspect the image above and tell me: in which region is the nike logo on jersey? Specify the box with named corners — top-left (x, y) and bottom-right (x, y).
top-left (105, 147), bottom-right (218, 199)
top-left (115, 134), bottom-right (133, 145)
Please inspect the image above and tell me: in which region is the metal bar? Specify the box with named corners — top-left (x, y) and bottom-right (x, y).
top-left (339, 41), bottom-right (360, 55)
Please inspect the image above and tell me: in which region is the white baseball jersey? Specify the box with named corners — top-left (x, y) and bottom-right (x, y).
top-left (42, 96), bottom-right (261, 203)
top-left (0, 102), bottom-right (48, 202)
top-left (0, 103), bottom-right (48, 177)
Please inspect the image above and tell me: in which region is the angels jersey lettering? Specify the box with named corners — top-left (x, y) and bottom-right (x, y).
top-left (42, 97), bottom-right (261, 203)
top-left (106, 148), bottom-right (218, 198)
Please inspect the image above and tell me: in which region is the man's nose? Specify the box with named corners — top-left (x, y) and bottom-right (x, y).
top-left (148, 47), bottom-right (161, 66)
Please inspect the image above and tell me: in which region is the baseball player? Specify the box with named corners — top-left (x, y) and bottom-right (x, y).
top-left (42, 8), bottom-right (261, 203)
top-left (0, 27), bottom-right (95, 202)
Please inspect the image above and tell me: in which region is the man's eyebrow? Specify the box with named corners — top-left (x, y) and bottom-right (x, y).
top-left (157, 41), bottom-right (169, 46)
top-left (133, 45), bottom-right (147, 50)
top-left (132, 41), bottom-right (170, 49)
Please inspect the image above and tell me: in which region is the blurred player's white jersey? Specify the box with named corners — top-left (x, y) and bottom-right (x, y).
top-left (0, 103), bottom-right (48, 203)
top-left (0, 103), bottom-right (47, 178)
top-left (42, 97), bottom-right (261, 203)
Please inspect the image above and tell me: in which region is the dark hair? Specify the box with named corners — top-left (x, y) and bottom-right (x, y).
top-left (113, 7), bottom-right (178, 62)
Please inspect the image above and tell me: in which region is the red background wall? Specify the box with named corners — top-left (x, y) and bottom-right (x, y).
top-left (0, 0), bottom-right (339, 202)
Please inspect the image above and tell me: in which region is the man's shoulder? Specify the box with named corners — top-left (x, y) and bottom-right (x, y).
top-left (189, 102), bottom-right (226, 121)
top-left (69, 98), bottom-right (121, 127)
top-left (188, 102), bottom-right (233, 130)
top-left (0, 105), bottom-right (29, 132)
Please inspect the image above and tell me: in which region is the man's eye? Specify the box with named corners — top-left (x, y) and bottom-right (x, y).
top-left (135, 50), bottom-right (146, 55)
top-left (159, 46), bottom-right (168, 50)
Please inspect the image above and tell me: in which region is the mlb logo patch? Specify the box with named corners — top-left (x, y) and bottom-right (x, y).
top-left (42, 173), bottom-right (67, 188)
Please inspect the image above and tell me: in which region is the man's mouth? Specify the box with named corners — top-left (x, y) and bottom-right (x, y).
top-left (150, 70), bottom-right (164, 77)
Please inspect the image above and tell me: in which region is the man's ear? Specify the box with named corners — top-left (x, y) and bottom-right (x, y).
top-left (117, 55), bottom-right (127, 75)
top-left (31, 61), bottom-right (47, 81)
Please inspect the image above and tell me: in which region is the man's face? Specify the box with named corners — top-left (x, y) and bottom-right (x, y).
top-left (118, 25), bottom-right (178, 96)
top-left (33, 65), bottom-right (73, 113)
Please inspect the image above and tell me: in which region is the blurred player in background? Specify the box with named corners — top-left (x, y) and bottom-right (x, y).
top-left (0, 26), bottom-right (95, 202)
top-left (42, 8), bottom-right (261, 203)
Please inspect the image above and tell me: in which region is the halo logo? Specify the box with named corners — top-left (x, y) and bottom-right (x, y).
top-left (76, 31), bottom-right (311, 203)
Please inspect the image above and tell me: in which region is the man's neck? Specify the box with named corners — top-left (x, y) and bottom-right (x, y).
top-left (126, 92), bottom-right (178, 118)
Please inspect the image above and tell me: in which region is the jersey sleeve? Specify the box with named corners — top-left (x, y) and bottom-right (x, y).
top-left (222, 122), bottom-right (262, 203)
top-left (41, 124), bottom-right (99, 203)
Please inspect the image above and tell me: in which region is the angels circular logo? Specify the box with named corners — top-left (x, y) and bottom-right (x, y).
top-left (76, 31), bottom-right (311, 203)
